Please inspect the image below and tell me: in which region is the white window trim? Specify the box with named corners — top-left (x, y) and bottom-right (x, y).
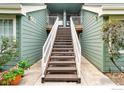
top-left (0, 15), bottom-right (16, 41)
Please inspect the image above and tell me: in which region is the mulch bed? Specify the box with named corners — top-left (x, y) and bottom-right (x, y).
top-left (105, 72), bottom-right (124, 85)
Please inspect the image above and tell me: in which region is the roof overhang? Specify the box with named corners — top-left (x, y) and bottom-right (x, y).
top-left (0, 3), bottom-right (46, 15)
top-left (46, 3), bottom-right (83, 14)
top-left (82, 4), bottom-right (124, 16)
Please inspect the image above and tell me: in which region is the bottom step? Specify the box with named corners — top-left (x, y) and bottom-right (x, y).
top-left (42, 74), bottom-right (80, 83)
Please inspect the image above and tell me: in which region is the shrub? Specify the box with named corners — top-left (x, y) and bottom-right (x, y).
top-left (11, 68), bottom-right (24, 77)
top-left (18, 59), bottom-right (31, 70)
top-left (0, 37), bottom-right (18, 68)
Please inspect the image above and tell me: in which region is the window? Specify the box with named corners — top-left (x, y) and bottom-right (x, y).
top-left (0, 18), bottom-right (16, 49)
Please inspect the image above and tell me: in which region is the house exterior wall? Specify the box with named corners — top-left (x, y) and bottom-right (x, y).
top-left (81, 9), bottom-right (104, 71)
top-left (16, 15), bottom-right (21, 59)
top-left (103, 15), bottom-right (124, 72)
top-left (20, 9), bottom-right (47, 65)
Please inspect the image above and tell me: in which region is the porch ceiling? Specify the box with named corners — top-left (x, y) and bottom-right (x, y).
top-left (46, 3), bottom-right (83, 14)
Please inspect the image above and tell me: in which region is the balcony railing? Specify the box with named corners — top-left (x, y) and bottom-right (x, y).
top-left (71, 16), bottom-right (82, 32)
top-left (47, 16), bottom-right (57, 30)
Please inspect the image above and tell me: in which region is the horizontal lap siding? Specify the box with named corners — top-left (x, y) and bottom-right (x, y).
top-left (21, 9), bottom-right (47, 65)
top-left (81, 10), bottom-right (104, 71)
top-left (16, 16), bottom-right (21, 59)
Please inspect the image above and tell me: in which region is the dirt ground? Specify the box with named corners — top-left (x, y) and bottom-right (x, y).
top-left (105, 72), bottom-right (124, 85)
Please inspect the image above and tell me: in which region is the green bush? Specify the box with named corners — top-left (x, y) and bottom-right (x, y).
top-left (0, 37), bottom-right (18, 67)
top-left (18, 59), bottom-right (31, 70)
top-left (11, 68), bottom-right (24, 77)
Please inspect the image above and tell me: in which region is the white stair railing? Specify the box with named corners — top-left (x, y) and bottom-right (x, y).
top-left (70, 17), bottom-right (81, 79)
top-left (41, 16), bottom-right (59, 79)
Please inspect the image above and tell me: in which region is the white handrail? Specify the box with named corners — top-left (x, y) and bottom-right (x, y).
top-left (70, 17), bottom-right (81, 79)
top-left (41, 17), bottom-right (59, 78)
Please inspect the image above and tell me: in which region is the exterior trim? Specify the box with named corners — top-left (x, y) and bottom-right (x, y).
top-left (82, 4), bottom-right (124, 16)
top-left (0, 4), bottom-right (46, 15)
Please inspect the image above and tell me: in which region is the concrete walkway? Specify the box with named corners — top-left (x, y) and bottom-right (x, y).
top-left (19, 56), bottom-right (115, 86)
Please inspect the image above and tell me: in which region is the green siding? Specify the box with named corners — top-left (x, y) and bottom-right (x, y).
top-left (81, 10), bottom-right (104, 71)
top-left (79, 33), bottom-right (82, 51)
top-left (16, 15), bottom-right (21, 59)
top-left (21, 9), bottom-right (47, 65)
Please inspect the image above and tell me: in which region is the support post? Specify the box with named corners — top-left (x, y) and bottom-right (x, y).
top-left (63, 10), bottom-right (66, 27)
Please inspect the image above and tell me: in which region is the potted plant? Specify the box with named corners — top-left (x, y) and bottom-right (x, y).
top-left (18, 59), bottom-right (31, 70)
top-left (0, 68), bottom-right (24, 85)
top-left (0, 71), bottom-right (15, 85)
top-left (17, 59), bottom-right (31, 76)
top-left (10, 68), bottom-right (24, 85)
top-left (11, 68), bottom-right (24, 77)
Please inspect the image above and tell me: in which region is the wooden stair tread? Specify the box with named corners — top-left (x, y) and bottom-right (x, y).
top-left (50, 56), bottom-right (75, 58)
top-left (56, 37), bottom-right (71, 38)
top-left (54, 45), bottom-right (72, 46)
top-left (49, 61), bottom-right (75, 64)
top-left (56, 38), bottom-right (72, 40)
top-left (52, 52), bottom-right (74, 54)
top-left (47, 66), bottom-right (76, 71)
top-left (53, 48), bottom-right (73, 50)
top-left (45, 74), bottom-right (78, 79)
top-left (54, 42), bottom-right (72, 43)
top-left (55, 40), bottom-right (72, 42)
top-left (56, 35), bottom-right (71, 37)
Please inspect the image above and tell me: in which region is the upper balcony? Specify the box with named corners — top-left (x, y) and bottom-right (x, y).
top-left (71, 16), bottom-right (82, 33)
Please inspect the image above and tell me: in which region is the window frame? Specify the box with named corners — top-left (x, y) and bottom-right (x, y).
top-left (0, 15), bottom-right (16, 42)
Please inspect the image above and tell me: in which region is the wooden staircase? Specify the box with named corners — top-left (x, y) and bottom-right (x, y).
top-left (42, 27), bottom-right (81, 83)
